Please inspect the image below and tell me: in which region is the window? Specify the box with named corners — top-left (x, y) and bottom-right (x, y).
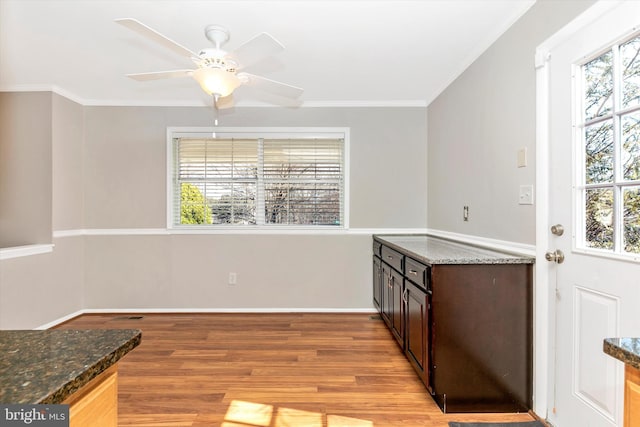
top-left (169, 128), bottom-right (347, 229)
top-left (578, 33), bottom-right (640, 255)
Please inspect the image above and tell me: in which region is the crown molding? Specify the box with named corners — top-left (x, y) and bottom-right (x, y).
top-left (0, 85), bottom-right (427, 108)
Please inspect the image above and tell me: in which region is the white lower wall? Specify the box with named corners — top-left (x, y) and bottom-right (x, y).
top-left (84, 233), bottom-right (375, 310)
top-left (0, 236), bottom-right (84, 329)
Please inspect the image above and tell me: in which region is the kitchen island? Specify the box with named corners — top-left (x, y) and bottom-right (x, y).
top-left (604, 337), bottom-right (640, 427)
top-left (0, 329), bottom-right (141, 426)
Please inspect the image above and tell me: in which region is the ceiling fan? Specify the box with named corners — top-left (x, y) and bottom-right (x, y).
top-left (115, 18), bottom-right (303, 112)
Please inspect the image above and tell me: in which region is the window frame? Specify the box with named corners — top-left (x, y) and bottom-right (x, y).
top-left (166, 127), bottom-right (350, 231)
top-left (574, 31), bottom-right (640, 260)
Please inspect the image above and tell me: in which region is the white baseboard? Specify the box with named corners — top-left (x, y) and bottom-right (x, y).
top-left (34, 309), bottom-right (85, 330)
top-left (0, 244), bottom-right (55, 260)
top-left (81, 307), bottom-right (378, 314)
top-left (38, 307), bottom-right (378, 329)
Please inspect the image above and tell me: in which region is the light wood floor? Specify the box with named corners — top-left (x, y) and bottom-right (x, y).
top-left (57, 313), bottom-right (539, 427)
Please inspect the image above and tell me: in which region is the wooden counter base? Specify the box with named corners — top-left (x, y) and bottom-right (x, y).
top-left (626, 364), bottom-right (640, 427)
top-left (63, 365), bottom-right (117, 427)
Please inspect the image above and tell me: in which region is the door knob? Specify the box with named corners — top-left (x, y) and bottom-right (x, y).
top-left (545, 249), bottom-right (565, 264)
top-left (550, 224), bottom-right (564, 236)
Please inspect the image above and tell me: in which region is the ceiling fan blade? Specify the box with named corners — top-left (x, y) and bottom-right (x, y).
top-left (239, 72), bottom-right (303, 99)
top-left (229, 33), bottom-right (284, 69)
top-left (126, 70), bottom-right (194, 81)
top-left (115, 18), bottom-right (198, 59)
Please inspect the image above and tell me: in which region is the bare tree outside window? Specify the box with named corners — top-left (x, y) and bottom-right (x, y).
top-left (581, 34), bottom-right (640, 254)
top-left (263, 139), bottom-right (342, 226)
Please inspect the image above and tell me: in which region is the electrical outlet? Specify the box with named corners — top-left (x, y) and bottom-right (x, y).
top-left (519, 185), bottom-right (534, 205)
top-left (228, 272), bottom-right (237, 285)
top-left (463, 206), bottom-right (469, 221)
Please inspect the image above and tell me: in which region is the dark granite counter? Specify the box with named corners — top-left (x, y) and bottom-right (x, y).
top-left (604, 338), bottom-right (640, 370)
top-left (0, 329), bottom-right (141, 404)
top-left (374, 234), bottom-right (535, 265)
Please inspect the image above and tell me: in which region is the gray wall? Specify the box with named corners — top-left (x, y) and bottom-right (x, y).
top-left (83, 106), bottom-right (428, 229)
top-left (0, 92), bottom-right (52, 247)
top-left (0, 94), bottom-right (427, 327)
top-left (81, 105), bottom-right (427, 311)
top-left (0, 93), bottom-right (84, 328)
top-left (427, 0), bottom-right (596, 245)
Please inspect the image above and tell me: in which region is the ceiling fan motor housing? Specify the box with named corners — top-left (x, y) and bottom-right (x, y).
top-left (197, 50), bottom-right (237, 72)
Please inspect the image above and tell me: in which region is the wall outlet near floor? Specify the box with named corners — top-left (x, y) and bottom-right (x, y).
top-left (228, 272), bottom-right (237, 285)
top-left (463, 205), bottom-right (469, 221)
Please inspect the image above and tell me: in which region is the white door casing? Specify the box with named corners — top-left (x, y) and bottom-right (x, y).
top-left (536, 1), bottom-right (640, 426)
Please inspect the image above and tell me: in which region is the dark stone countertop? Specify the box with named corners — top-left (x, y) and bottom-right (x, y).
top-left (0, 329), bottom-right (141, 404)
top-left (604, 338), bottom-right (640, 370)
top-left (374, 234), bottom-right (535, 265)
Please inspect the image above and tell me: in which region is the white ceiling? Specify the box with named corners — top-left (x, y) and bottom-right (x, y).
top-left (0, 0), bottom-right (535, 107)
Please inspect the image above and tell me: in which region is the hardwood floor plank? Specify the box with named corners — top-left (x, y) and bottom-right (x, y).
top-left (56, 313), bottom-right (538, 426)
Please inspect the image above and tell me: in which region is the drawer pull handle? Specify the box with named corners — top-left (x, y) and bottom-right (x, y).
top-left (387, 255), bottom-right (393, 260)
top-left (409, 269), bottom-right (418, 275)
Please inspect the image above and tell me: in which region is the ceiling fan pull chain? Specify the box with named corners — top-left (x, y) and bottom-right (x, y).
top-left (213, 94), bottom-right (219, 127)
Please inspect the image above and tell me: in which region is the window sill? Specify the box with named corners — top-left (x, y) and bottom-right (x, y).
top-left (0, 244), bottom-right (55, 260)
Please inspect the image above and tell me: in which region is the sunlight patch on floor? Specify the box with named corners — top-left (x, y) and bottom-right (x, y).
top-left (224, 400), bottom-right (273, 426)
top-left (222, 399), bottom-right (374, 427)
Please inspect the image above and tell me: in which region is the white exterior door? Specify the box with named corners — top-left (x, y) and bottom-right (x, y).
top-left (539, 2), bottom-right (640, 427)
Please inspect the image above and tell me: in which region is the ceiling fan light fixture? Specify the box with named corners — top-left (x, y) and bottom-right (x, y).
top-left (193, 67), bottom-right (241, 97)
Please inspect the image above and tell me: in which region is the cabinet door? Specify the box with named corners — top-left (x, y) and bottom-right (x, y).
top-left (405, 280), bottom-right (430, 388)
top-left (390, 268), bottom-right (404, 346)
top-left (372, 256), bottom-right (382, 312)
top-left (381, 263), bottom-right (393, 327)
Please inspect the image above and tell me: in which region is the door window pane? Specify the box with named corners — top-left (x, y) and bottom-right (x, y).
top-left (579, 32), bottom-right (640, 257)
top-left (584, 51), bottom-right (613, 120)
top-left (622, 112), bottom-right (640, 181)
top-left (585, 188), bottom-right (614, 250)
top-left (623, 187), bottom-right (640, 254)
top-left (621, 36), bottom-right (640, 109)
top-left (585, 120), bottom-right (614, 184)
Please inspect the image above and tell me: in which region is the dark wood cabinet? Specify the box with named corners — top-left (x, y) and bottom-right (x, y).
top-left (380, 261), bottom-right (403, 346)
top-left (404, 279), bottom-right (430, 390)
top-left (429, 263), bottom-right (532, 413)
top-left (375, 249), bottom-right (430, 387)
top-left (372, 255), bottom-right (382, 311)
top-left (372, 235), bottom-right (533, 413)
top-left (380, 261), bottom-right (392, 326)
top-left (389, 267), bottom-right (404, 345)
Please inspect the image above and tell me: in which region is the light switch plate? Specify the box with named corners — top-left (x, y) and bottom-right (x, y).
top-left (519, 185), bottom-right (534, 205)
top-left (517, 148), bottom-right (527, 168)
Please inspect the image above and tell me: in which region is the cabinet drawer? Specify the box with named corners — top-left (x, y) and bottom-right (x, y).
top-left (381, 245), bottom-right (403, 272)
top-left (405, 257), bottom-right (429, 290)
top-left (373, 241), bottom-right (382, 257)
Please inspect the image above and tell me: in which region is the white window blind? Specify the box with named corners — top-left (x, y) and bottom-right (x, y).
top-left (176, 138), bottom-right (258, 225)
top-left (172, 131), bottom-right (345, 228)
top-left (262, 138), bottom-right (343, 226)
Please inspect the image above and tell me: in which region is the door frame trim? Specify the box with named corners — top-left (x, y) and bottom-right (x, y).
top-left (534, 0), bottom-right (624, 419)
